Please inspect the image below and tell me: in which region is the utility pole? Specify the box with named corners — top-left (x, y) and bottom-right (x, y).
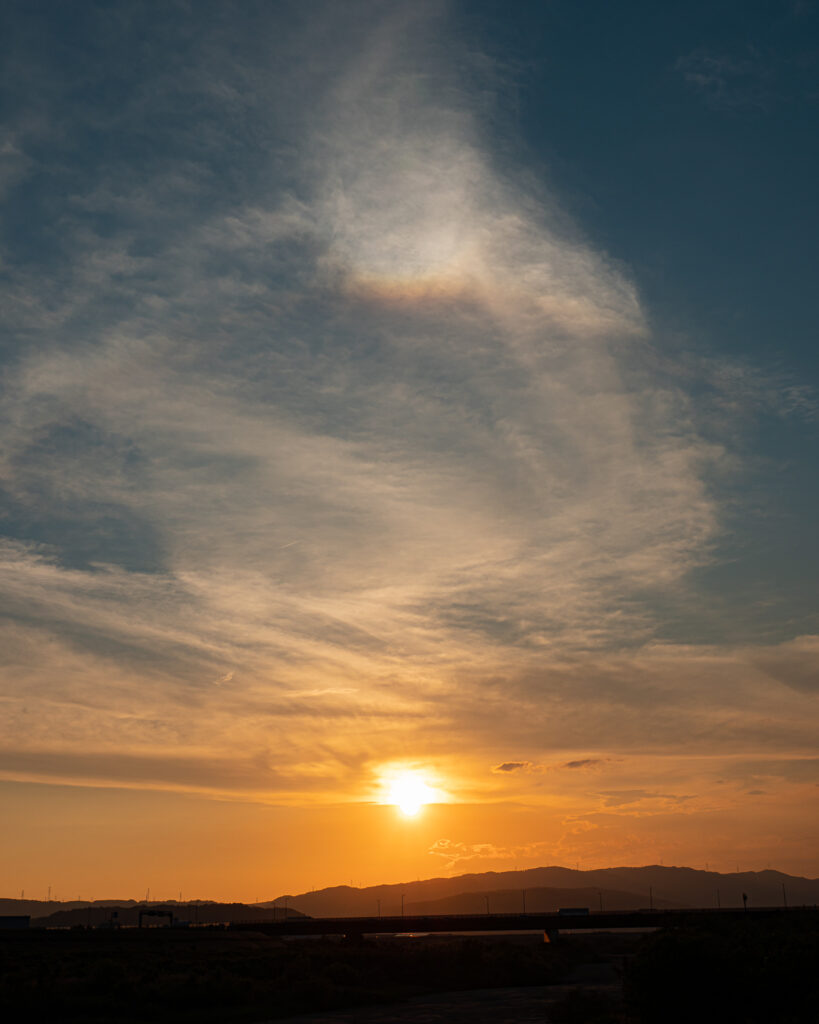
top-left (484, 895), bottom-right (489, 915)
top-left (782, 884), bottom-right (788, 908)
top-left (377, 899), bottom-right (381, 918)
top-left (649, 886), bottom-right (653, 911)
top-left (401, 893), bottom-right (405, 918)
top-left (522, 890), bottom-right (526, 913)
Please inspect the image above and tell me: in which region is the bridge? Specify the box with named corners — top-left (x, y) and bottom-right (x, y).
top-left (230, 905), bottom-right (816, 938)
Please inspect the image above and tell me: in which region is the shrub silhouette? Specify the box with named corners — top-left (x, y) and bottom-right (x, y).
top-left (0, 931), bottom-right (575, 1021)
top-left (625, 914), bottom-right (819, 1024)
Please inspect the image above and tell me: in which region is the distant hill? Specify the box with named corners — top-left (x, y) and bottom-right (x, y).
top-left (0, 899), bottom-right (306, 928)
top-left (266, 865), bottom-right (819, 918)
top-left (0, 898), bottom-right (142, 920)
top-left (36, 902), bottom-right (307, 929)
top-left (5, 865), bottom-right (817, 925)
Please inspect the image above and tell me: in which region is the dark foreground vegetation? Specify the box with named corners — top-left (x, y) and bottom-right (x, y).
top-left (0, 912), bottom-right (816, 1023)
top-left (626, 912), bottom-right (819, 1024)
top-left (0, 930), bottom-right (576, 1023)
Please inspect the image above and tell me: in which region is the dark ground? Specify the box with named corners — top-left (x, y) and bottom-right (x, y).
top-left (1, 913), bottom-right (816, 1023)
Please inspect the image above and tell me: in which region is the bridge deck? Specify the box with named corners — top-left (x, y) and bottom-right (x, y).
top-left (230, 906), bottom-right (816, 937)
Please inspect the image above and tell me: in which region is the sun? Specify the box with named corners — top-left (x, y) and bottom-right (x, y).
top-left (377, 766), bottom-right (447, 817)
top-left (387, 773), bottom-right (436, 817)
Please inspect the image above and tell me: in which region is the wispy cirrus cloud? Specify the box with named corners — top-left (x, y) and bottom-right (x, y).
top-left (427, 838), bottom-right (547, 868)
top-left (675, 47), bottom-right (771, 110)
top-left (0, 1), bottom-right (815, 817)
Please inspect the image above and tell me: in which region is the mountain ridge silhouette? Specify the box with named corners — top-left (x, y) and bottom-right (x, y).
top-left (5, 864), bottom-right (816, 922)
top-left (267, 864), bottom-right (819, 917)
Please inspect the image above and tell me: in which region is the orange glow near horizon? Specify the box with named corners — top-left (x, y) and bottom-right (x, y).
top-left (2, 774), bottom-right (819, 902)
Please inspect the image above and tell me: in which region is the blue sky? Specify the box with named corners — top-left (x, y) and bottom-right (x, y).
top-left (471, 0), bottom-right (819, 643)
top-left (478, 1), bottom-right (819, 360)
top-left (1, 1), bottom-right (817, 888)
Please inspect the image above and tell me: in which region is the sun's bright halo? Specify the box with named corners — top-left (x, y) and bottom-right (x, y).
top-left (386, 773), bottom-right (436, 817)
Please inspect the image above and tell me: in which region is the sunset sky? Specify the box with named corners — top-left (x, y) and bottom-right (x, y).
top-left (2, 0), bottom-right (818, 902)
